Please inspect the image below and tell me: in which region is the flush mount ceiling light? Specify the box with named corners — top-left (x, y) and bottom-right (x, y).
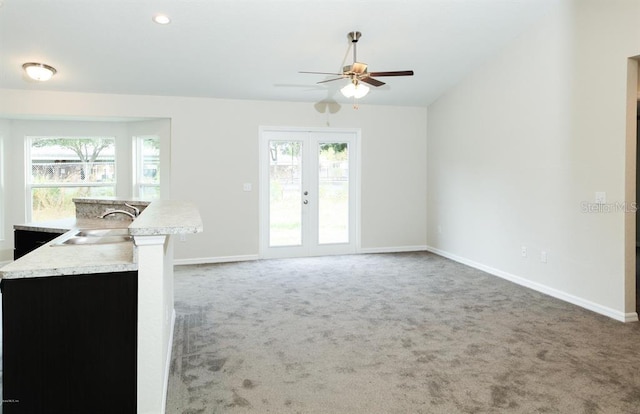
top-left (152, 14), bottom-right (171, 24)
top-left (22, 62), bottom-right (57, 81)
top-left (341, 80), bottom-right (370, 99)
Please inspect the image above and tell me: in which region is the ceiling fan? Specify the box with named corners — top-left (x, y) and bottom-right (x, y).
top-left (300, 31), bottom-right (414, 99)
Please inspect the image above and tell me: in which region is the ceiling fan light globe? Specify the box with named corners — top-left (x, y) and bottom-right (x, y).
top-left (341, 82), bottom-right (369, 99)
top-left (353, 83), bottom-right (370, 99)
top-left (341, 83), bottom-right (356, 98)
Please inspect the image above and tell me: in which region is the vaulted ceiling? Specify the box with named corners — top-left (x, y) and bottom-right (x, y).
top-left (0, 0), bottom-right (562, 107)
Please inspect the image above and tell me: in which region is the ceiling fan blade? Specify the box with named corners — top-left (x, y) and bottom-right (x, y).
top-left (360, 77), bottom-right (385, 87)
top-left (316, 76), bottom-right (346, 84)
top-left (299, 71), bottom-right (343, 76)
top-left (368, 70), bottom-right (414, 77)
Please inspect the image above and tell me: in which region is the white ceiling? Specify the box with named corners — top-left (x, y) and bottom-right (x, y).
top-left (0, 0), bottom-right (562, 107)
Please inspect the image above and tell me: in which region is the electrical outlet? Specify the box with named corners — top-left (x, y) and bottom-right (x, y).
top-left (595, 192), bottom-right (606, 204)
top-left (179, 234), bottom-right (186, 242)
top-left (541, 251), bottom-right (547, 263)
top-left (521, 246), bottom-right (527, 257)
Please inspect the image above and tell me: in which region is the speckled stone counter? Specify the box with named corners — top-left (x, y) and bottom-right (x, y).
top-left (13, 217), bottom-right (132, 233)
top-left (3, 218), bottom-right (136, 279)
top-left (129, 200), bottom-right (203, 236)
top-left (1, 200), bottom-right (203, 280)
top-left (73, 197), bottom-right (150, 219)
top-left (0, 241), bottom-right (137, 279)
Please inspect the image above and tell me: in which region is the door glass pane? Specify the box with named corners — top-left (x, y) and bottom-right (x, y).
top-left (318, 142), bottom-right (349, 244)
top-left (269, 141), bottom-right (302, 246)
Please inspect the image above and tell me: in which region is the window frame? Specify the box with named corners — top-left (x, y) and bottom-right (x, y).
top-left (25, 135), bottom-right (118, 222)
top-left (132, 135), bottom-right (160, 200)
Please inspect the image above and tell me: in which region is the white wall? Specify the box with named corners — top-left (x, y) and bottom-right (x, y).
top-left (0, 119), bottom-right (23, 262)
top-left (0, 91), bottom-right (428, 262)
top-left (0, 119), bottom-right (8, 253)
top-left (427, 0), bottom-right (640, 321)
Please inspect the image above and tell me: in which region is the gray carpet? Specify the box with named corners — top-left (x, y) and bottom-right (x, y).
top-left (166, 252), bottom-right (640, 414)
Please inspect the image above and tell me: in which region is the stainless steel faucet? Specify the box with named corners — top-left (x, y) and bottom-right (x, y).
top-left (99, 203), bottom-right (141, 220)
top-left (124, 203), bottom-right (140, 217)
top-left (100, 209), bottom-right (136, 220)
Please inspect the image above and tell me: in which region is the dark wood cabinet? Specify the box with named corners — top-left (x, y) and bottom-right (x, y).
top-left (1, 271), bottom-right (138, 414)
top-left (13, 229), bottom-right (65, 260)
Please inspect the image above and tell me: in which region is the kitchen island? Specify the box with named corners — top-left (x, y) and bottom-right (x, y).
top-left (0, 199), bottom-right (203, 414)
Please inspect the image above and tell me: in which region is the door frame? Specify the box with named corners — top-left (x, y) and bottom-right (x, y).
top-left (258, 126), bottom-right (361, 259)
top-left (627, 58), bottom-right (639, 320)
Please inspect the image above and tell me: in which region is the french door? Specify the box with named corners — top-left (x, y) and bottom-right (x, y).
top-left (260, 128), bottom-right (359, 258)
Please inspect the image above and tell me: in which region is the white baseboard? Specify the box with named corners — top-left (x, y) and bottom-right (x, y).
top-left (174, 254), bottom-right (260, 266)
top-left (359, 245), bottom-right (428, 254)
top-left (161, 308), bottom-right (176, 414)
top-left (174, 248), bottom-right (431, 266)
top-left (425, 245), bottom-right (638, 323)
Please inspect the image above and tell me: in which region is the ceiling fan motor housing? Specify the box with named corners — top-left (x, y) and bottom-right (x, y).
top-left (349, 31), bottom-right (362, 43)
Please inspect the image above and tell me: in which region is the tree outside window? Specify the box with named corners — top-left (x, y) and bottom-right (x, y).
top-left (28, 137), bottom-right (116, 221)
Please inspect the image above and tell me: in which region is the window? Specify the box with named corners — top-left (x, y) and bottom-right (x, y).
top-left (27, 136), bottom-right (116, 221)
top-left (133, 136), bottom-right (160, 200)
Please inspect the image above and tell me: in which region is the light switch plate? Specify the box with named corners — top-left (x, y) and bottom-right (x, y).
top-left (243, 183), bottom-right (252, 192)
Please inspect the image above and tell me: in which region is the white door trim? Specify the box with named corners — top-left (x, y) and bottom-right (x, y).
top-left (259, 126), bottom-right (361, 259)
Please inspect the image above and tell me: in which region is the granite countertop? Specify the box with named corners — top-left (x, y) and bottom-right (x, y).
top-left (13, 217), bottom-right (132, 233)
top-left (3, 218), bottom-right (136, 279)
top-left (129, 200), bottom-right (203, 236)
top-left (0, 241), bottom-right (137, 279)
top-left (1, 200), bottom-right (203, 280)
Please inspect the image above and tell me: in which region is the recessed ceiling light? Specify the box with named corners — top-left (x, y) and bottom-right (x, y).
top-left (152, 14), bottom-right (171, 25)
top-left (22, 62), bottom-right (57, 81)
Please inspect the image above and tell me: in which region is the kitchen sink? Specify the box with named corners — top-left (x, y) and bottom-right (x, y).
top-left (58, 235), bottom-right (132, 245)
top-left (51, 228), bottom-right (132, 246)
top-left (74, 228), bottom-right (130, 237)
